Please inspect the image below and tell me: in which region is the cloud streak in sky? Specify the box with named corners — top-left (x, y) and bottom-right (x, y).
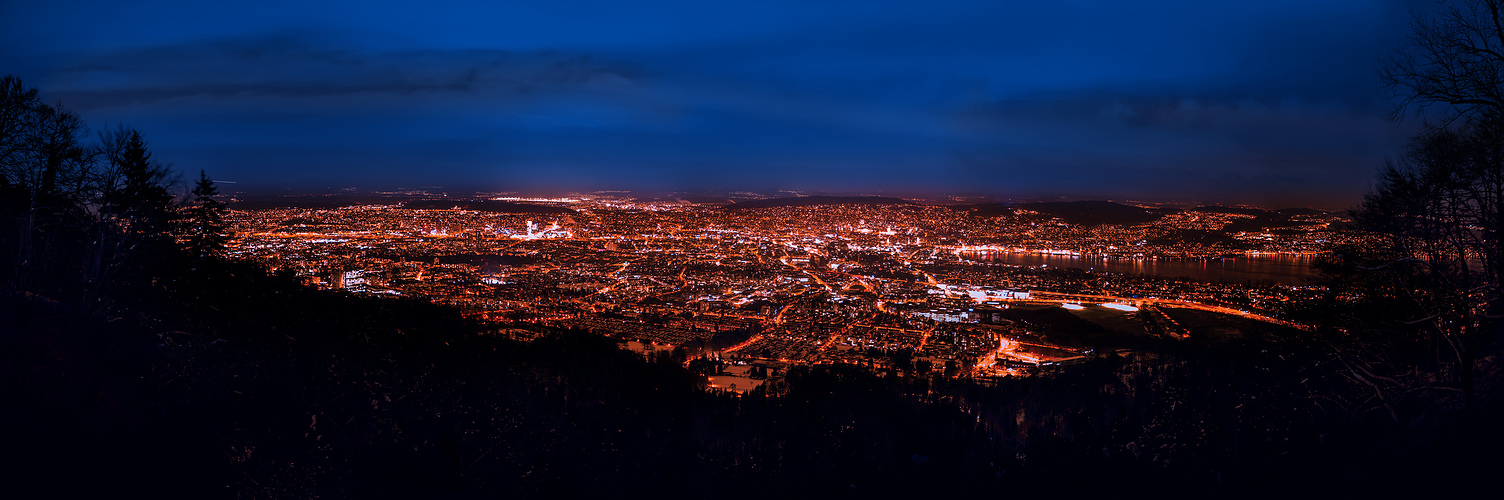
top-left (0, 0), bottom-right (1425, 205)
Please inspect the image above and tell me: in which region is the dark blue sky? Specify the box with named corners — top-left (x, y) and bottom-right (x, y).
top-left (1, 0), bottom-right (1425, 206)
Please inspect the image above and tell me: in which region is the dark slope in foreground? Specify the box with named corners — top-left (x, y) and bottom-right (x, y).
top-left (721, 196), bottom-right (916, 210)
top-left (0, 273), bottom-right (1006, 498)
top-left (5, 261), bottom-right (1504, 498)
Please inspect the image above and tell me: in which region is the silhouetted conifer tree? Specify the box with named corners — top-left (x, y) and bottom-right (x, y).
top-left (109, 129), bottom-right (175, 240)
top-left (181, 170), bottom-right (226, 260)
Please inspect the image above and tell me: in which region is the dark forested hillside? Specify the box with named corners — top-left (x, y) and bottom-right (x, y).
top-left (7, 261), bottom-right (1502, 498)
top-left (958, 201), bottom-right (1163, 226)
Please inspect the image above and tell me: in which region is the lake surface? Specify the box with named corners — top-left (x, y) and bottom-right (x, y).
top-left (960, 251), bottom-right (1318, 285)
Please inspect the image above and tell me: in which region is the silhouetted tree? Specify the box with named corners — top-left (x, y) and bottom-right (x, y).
top-left (1, 76), bottom-right (182, 313)
top-left (1330, 0), bottom-right (1504, 412)
top-left (1328, 119), bottom-right (1504, 415)
top-left (0, 76), bottom-right (39, 174)
top-left (0, 77), bottom-right (94, 292)
top-left (180, 170), bottom-right (227, 260)
top-left (1382, 0), bottom-right (1504, 123)
top-left (76, 126), bottom-right (179, 312)
top-left (100, 127), bottom-right (175, 240)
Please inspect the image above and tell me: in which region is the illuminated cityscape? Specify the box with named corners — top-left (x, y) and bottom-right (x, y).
top-left (227, 194), bottom-right (1352, 389)
top-left (13, 0), bottom-right (1504, 495)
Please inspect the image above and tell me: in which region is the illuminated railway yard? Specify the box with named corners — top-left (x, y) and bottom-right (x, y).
top-left (227, 196), bottom-right (1343, 383)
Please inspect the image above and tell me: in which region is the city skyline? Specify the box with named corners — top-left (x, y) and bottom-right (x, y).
top-left (9, 2), bottom-right (1504, 493)
top-left (224, 196), bottom-right (1337, 383)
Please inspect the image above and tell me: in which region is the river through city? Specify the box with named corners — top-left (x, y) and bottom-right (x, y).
top-left (959, 251), bottom-right (1320, 286)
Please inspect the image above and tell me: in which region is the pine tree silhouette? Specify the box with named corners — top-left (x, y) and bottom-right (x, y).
top-left (182, 170), bottom-right (227, 260)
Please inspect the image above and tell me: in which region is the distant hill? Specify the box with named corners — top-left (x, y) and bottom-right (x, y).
top-left (1018, 201), bottom-right (1161, 225)
top-left (1275, 207), bottom-right (1327, 216)
top-left (678, 195), bottom-right (735, 204)
top-left (402, 199), bottom-right (576, 214)
top-left (956, 203), bottom-right (1014, 217)
top-left (956, 201), bottom-right (1163, 225)
top-left (1223, 216), bottom-right (1319, 233)
top-left (1185, 206), bottom-right (1334, 232)
top-left (720, 196), bottom-right (916, 210)
top-left (1194, 206), bottom-right (1271, 217)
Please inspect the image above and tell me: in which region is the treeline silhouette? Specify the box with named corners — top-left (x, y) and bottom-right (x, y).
top-left (3, 67), bottom-right (1501, 499)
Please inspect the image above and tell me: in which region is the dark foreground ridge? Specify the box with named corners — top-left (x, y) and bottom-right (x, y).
top-left (721, 195), bottom-right (916, 210)
top-left (3, 215), bottom-right (1501, 499)
top-left (6, 268), bottom-right (1502, 498)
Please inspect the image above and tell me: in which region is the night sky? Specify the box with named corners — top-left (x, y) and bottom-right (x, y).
top-left (1, 1), bottom-right (1426, 206)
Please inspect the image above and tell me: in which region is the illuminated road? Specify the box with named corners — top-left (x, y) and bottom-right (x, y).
top-left (1024, 291), bottom-right (1311, 331)
top-left (914, 323), bottom-right (936, 352)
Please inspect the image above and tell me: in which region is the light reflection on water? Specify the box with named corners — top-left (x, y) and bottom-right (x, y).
top-left (960, 252), bottom-right (1318, 286)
